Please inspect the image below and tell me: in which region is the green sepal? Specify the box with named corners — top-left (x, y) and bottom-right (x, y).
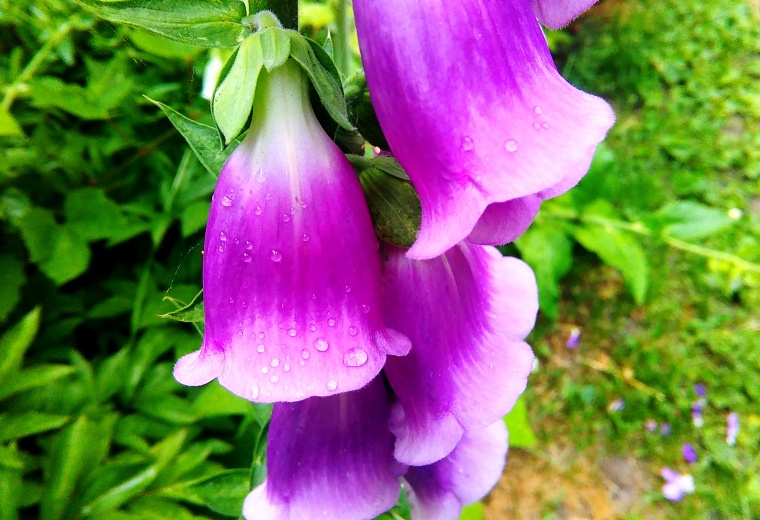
top-left (71, 0), bottom-right (248, 48)
top-left (259, 27), bottom-right (291, 71)
top-left (353, 156), bottom-right (421, 248)
top-left (345, 69), bottom-right (390, 150)
top-left (212, 35), bottom-right (264, 145)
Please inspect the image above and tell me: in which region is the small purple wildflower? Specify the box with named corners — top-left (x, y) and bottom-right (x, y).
top-left (566, 327), bottom-right (581, 349)
top-left (645, 419), bottom-right (658, 432)
top-left (608, 398), bottom-right (625, 412)
top-left (661, 468), bottom-right (695, 502)
top-left (691, 403), bottom-right (704, 428)
top-left (726, 412), bottom-right (739, 446)
top-left (660, 422), bottom-right (671, 436)
top-left (682, 443), bottom-right (697, 464)
top-left (694, 383), bottom-right (706, 397)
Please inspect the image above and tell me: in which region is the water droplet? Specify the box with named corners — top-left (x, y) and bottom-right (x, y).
top-left (294, 390), bottom-right (305, 398)
top-left (242, 301), bottom-right (247, 307)
top-left (288, 328), bottom-right (297, 337)
top-left (218, 245), bottom-right (224, 252)
top-left (300, 200), bottom-right (308, 208)
top-left (271, 358), bottom-right (280, 367)
top-left (301, 349), bottom-right (310, 360)
top-left (246, 241), bottom-right (253, 250)
top-left (311, 293), bottom-right (317, 300)
top-left (221, 190), bottom-right (234, 207)
top-left (237, 329), bottom-right (243, 336)
top-left (504, 139), bottom-right (518, 153)
top-left (219, 231), bottom-right (227, 241)
top-left (256, 167), bottom-right (265, 183)
top-left (283, 364), bottom-right (290, 372)
top-left (327, 318), bottom-right (336, 327)
top-left (541, 122), bottom-right (550, 130)
top-left (254, 206), bottom-right (263, 216)
top-left (256, 344), bottom-right (265, 353)
top-left (533, 105), bottom-right (542, 115)
top-left (234, 238), bottom-right (240, 244)
top-left (345, 285), bottom-right (351, 293)
top-left (251, 385), bottom-right (260, 399)
top-left (270, 375), bottom-right (279, 383)
top-left (461, 136), bottom-right (475, 152)
top-left (302, 233), bottom-right (310, 242)
top-left (229, 297), bottom-right (235, 304)
top-left (348, 326), bottom-right (357, 336)
top-left (258, 332), bottom-right (265, 339)
top-left (266, 192), bottom-right (271, 200)
top-left (243, 252), bottom-right (252, 262)
top-left (261, 366), bottom-right (269, 374)
top-left (314, 338), bottom-right (329, 352)
top-left (362, 304), bottom-right (370, 314)
top-left (533, 123), bottom-right (542, 130)
top-left (270, 250), bottom-right (282, 263)
top-left (282, 213), bottom-right (291, 223)
top-left (299, 360), bottom-right (305, 366)
top-left (326, 380), bottom-right (338, 392)
top-left (309, 324), bottom-right (317, 332)
top-left (343, 348), bottom-right (368, 367)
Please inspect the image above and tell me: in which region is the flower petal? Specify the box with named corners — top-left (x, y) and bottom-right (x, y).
top-left (382, 243), bottom-right (536, 465)
top-left (404, 421), bottom-right (509, 520)
top-left (531, 0), bottom-right (600, 29)
top-left (243, 378), bottom-right (403, 520)
top-left (354, 0), bottom-right (614, 258)
top-left (174, 61), bottom-right (409, 402)
top-left (467, 195), bottom-right (542, 246)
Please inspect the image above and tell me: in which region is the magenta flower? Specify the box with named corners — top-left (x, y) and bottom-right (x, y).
top-left (353, 0), bottom-right (614, 259)
top-left (682, 443), bottom-right (697, 464)
top-left (404, 421), bottom-right (509, 520)
top-left (661, 468), bottom-right (695, 502)
top-left (726, 412), bottom-right (739, 446)
top-left (691, 402), bottom-right (704, 428)
top-left (531, 0), bottom-right (601, 29)
top-left (566, 327), bottom-right (581, 349)
top-left (243, 378), bottom-right (404, 520)
top-left (381, 242), bottom-right (537, 464)
top-left (173, 60), bottom-right (409, 402)
top-left (694, 383), bottom-right (706, 397)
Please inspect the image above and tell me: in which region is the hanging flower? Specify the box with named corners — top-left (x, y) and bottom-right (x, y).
top-left (353, 0), bottom-right (614, 259)
top-left (531, 0), bottom-right (601, 29)
top-left (174, 59), bottom-right (410, 403)
top-left (381, 242), bottom-right (536, 465)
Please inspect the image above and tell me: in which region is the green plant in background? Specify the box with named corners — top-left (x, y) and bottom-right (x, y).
top-left (1, 0), bottom-right (758, 518)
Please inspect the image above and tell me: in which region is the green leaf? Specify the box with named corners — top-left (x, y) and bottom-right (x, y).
top-left (503, 396), bottom-right (538, 448)
top-left (180, 200), bottom-right (211, 237)
top-left (288, 33), bottom-right (353, 130)
top-left (71, 0), bottom-right (248, 48)
top-left (515, 227), bottom-right (573, 319)
top-left (0, 255), bottom-right (25, 323)
top-left (459, 502), bottom-right (485, 520)
top-left (0, 467), bottom-right (22, 520)
top-left (0, 365), bottom-right (76, 402)
top-left (0, 307), bottom-right (41, 384)
top-left (0, 109), bottom-right (24, 137)
top-left (64, 188), bottom-right (127, 242)
top-left (213, 35), bottom-right (264, 144)
top-left (181, 469), bottom-right (250, 517)
top-left (657, 201), bottom-right (736, 240)
top-left (193, 381), bottom-right (253, 418)
top-left (258, 27), bottom-right (291, 71)
top-left (147, 98), bottom-right (233, 177)
top-left (574, 225), bottom-right (649, 304)
top-left (0, 412), bottom-right (69, 443)
top-left (39, 226), bottom-right (91, 285)
top-left (29, 77), bottom-right (110, 120)
top-left (128, 29), bottom-right (203, 59)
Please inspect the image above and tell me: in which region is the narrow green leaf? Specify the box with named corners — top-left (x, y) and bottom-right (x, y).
top-left (288, 33), bottom-right (353, 130)
top-left (0, 307), bottom-right (41, 384)
top-left (40, 416), bottom-right (91, 520)
top-left (0, 255), bottom-right (26, 323)
top-left (574, 225), bottom-right (649, 304)
top-left (213, 36), bottom-right (264, 144)
top-left (658, 201), bottom-right (736, 240)
top-left (71, 0), bottom-right (248, 48)
top-left (0, 365), bottom-right (76, 401)
top-left (193, 381), bottom-right (252, 418)
top-left (0, 467), bottom-right (22, 520)
top-left (185, 469), bottom-right (250, 517)
top-left (0, 412), bottom-right (69, 443)
top-left (258, 27), bottom-right (291, 71)
top-left (0, 109), bottom-right (24, 137)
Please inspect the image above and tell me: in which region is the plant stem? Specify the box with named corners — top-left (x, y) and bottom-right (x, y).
top-left (1, 18), bottom-right (76, 112)
top-left (266, 0), bottom-right (298, 30)
top-left (333, 0), bottom-right (352, 77)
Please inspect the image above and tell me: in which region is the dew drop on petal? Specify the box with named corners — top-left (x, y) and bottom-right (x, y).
top-left (237, 329), bottom-right (243, 336)
top-left (362, 304), bottom-right (370, 314)
top-left (504, 139), bottom-right (518, 153)
top-left (256, 344), bottom-right (265, 353)
top-left (345, 285), bottom-right (351, 293)
top-left (326, 380), bottom-right (338, 392)
top-left (282, 213), bottom-right (291, 223)
top-left (542, 122), bottom-right (550, 130)
top-left (246, 241), bottom-right (253, 250)
top-left (270, 250), bottom-right (282, 263)
top-left (218, 245), bottom-right (224, 252)
top-left (301, 349), bottom-right (310, 359)
top-left (461, 136), bottom-right (474, 152)
top-left (348, 326), bottom-right (357, 337)
top-left (309, 324), bottom-right (317, 332)
top-left (219, 231), bottom-right (227, 241)
top-left (258, 332), bottom-right (265, 339)
top-left (288, 328), bottom-right (297, 337)
top-left (302, 233), bottom-right (310, 242)
top-left (250, 385), bottom-right (260, 399)
top-left (533, 123), bottom-right (542, 130)
top-left (299, 360), bottom-right (305, 366)
top-left (271, 358), bottom-right (280, 367)
top-left (221, 196), bottom-right (233, 207)
top-left (343, 348), bottom-right (368, 367)
top-left (255, 206), bottom-right (263, 216)
top-left (256, 167), bottom-right (265, 183)
top-left (234, 238), bottom-right (240, 244)
top-left (261, 367), bottom-right (269, 374)
top-left (283, 364), bottom-right (290, 372)
top-left (533, 105), bottom-right (542, 115)
top-left (243, 252), bottom-right (252, 263)
top-left (270, 375), bottom-right (279, 383)
top-left (314, 338), bottom-right (329, 352)
top-left (327, 318), bottom-right (336, 327)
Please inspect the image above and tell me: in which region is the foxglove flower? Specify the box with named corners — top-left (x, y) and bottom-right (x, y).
top-left (404, 421), bottom-right (509, 520)
top-left (381, 242), bottom-right (536, 464)
top-left (682, 443), bottom-right (697, 464)
top-left (726, 412), bottom-right (739, 446)
top-left (243, 378), bottom-right (403, 519)
top-left (174, 60), bottom-right (409, 402)
top-left (661, 468), bottom-right (695, 502)
top-left (354, 0), bottom-right (615, 258)
top-left (531, 0), bottom-right (600, 29)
